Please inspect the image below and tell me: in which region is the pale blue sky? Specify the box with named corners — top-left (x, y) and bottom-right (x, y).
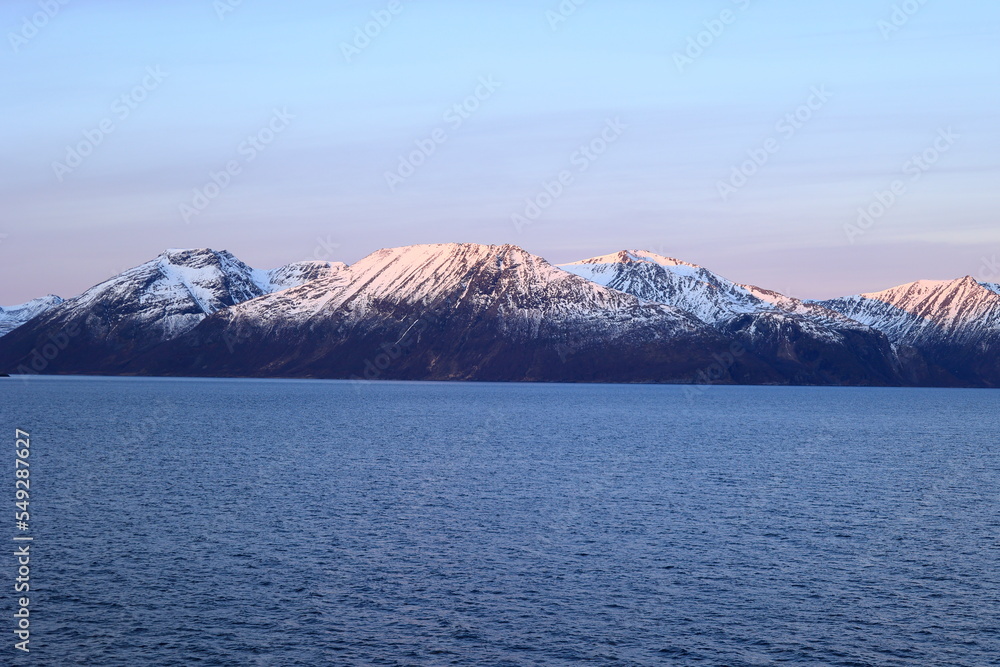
top-left (1, 0), bottom-right (998, 302)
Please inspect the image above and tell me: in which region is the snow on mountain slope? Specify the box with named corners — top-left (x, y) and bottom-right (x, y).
top-left (0, 295), bottom-right (63, 337)
top-left (557, 250), bottom-right (864, 331)
top-left (30, 249), bottom-right (344, 343)
top-left (9, 242), bottom-right (999, 385)
top-left (553, 249), bottom-right (914, 384)
top-left (818, 277), bottom-right (1000, 345)
top-left (227, 243), bottom-right (707, 336)
top-left (64, 249), bottom-right (267, 340)
top-left (558, 250), bottom-right (768, 324)
top-left (258, 261), bottom-right (347, 292)
top-left (0, 249), bottom-right (350, 378)
top-left (129, 243), bottom-right (774, 383)
top-left (737, 284), bottom-right (869, 329)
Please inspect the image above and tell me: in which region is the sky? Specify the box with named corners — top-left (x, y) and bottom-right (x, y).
top-left (1, 0), bottom-right (998, 303)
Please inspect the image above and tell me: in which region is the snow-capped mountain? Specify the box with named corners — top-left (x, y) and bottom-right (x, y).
top-left (0, 249), bottom-right (344, 374)
top-left (558, 250), bottom-right (856, 328)
top-left (816, 276), bottom-right (1000, 387)
top-left (0, 295), bottom-right (63, 337)
top-left (818, 277), bottom-right (1000, 346)
top-left (557, 250), bottom-right (906, 385)
top-left (53, 248), bottom-right (343, 340)
top-left (264, 260), bottom-right (347, 291)
top-left (2, 242), bottom-right (999, 386)
top-left (738, 284), bottom-right (864, 328)
top-left (127, 244), bottom-right (771, 383)
top-left (558, 250), bottom-right (769, 324)
top-left (235, 244), bottom-right (703, 329)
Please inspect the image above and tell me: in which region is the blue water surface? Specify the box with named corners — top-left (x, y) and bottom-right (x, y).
top-left (2, 377), bottom-right (998, 665)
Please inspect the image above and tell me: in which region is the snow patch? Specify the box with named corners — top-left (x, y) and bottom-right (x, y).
top-left (0, 295), bottom-right (64, 337)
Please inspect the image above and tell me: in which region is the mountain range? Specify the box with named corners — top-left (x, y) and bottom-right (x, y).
top-left (1, 243), bottom-right (997, 387)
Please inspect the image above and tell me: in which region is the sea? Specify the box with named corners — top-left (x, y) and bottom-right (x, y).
top-left (2, 376), bottom-right (998, 665)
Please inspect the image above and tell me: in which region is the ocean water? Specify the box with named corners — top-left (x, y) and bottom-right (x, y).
top-left (2, 376), bottom-right (999, 666)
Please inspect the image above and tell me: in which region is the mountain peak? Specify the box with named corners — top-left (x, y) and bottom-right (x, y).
top-left (159, 247), bottom-right (230, 261)
top-left (956, 275), bottom-right (989, 290)
top-left (372, 242), bottom-right (530, 259)
top-left (0, 248), bottom-right (352, 346)
top-left (862, 275), bottom-right (995, 302)
top-left (264, 260), bottom-right (347, 291)
top-left (557, 250), bottom-right (778, 325)
top-left (563, 249), bottom-right (700, 270)
top-left (331, 242), bottom-right (588, 308)
top-left (0, 295), bottom-right (65, 337)
top-left (822, 274), bottom-right (1000, 345)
